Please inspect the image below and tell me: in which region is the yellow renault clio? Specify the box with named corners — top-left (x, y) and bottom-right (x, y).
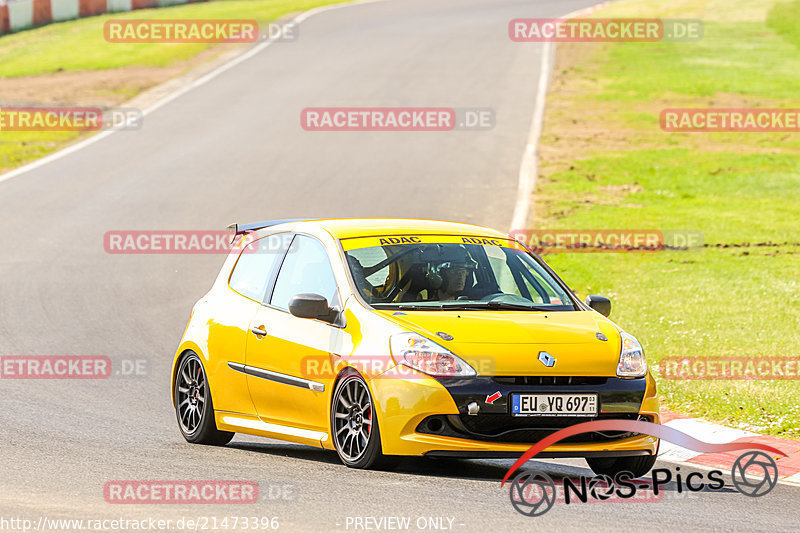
top-left (172, 218), bottom-right (659, 476)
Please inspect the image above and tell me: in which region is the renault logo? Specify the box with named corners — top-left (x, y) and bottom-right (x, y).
top-left (538, 351), bottom-right (556, 367)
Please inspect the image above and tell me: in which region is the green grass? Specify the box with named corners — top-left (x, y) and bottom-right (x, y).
top-left (0, 131), bottom-right (82, 169)
top-left (551, 251), bottom-right (800, 436)
top-left (0, 0), bottom-right (352, 77)
top-left (542, 150), bottom-right (800, 244)
top-left (767, 0), bottom-right (800, 50)
top-left (537, 0), bottom-right (800, 437)
top-left (598, 21), bottom-right (800, 101)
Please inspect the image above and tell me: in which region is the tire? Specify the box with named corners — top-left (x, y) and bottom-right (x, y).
top-left (585, 452), bottom-right (658, 478)
top-left (174, 352), bottom-right (234, 446)
top-left (331, 371), bottom-right (396, 469)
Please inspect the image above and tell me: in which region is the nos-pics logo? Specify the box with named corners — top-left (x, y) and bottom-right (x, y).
top-left (501, 420), bottom-right (784, 516)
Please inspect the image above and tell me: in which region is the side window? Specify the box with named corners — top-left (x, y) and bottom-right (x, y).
top-left (484, 246), bottom-right (559, 303)
top-left (485, 246), bottom-right (522, 296)
top-left (228, 235), bottom-right (286, 302)
top-left (347, 246), bottom-right (390, 287)
top-left (270, 235), bottom-right (339, 310)
top-left (516, 254), bottom-right (568, 304)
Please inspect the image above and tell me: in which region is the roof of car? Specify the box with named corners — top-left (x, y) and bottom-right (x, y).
top-left (254, 218), bottom-right (511, 240)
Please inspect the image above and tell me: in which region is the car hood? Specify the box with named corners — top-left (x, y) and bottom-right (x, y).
top-left (377, 310), bottom-right (623, 376)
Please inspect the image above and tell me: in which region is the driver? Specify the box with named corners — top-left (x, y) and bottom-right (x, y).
top-left (433, 252), bottom-right (478, 301)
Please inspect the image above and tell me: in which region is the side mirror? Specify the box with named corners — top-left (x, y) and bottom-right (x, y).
top-left (586, 295), bottom-right (611, 317)
top-left (289, 293), bottom-right (338, 324)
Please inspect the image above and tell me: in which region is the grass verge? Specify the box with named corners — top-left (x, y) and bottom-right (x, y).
top-left (0, 0), bottom-right (351, 77)
top-left (534, 0), bottom-right (800, 437)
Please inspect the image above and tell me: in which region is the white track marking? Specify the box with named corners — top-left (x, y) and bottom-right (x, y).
top-left (658, 418), bottom-right (757, 462)
top-left (656, 418), bottom-right (800, 487)
top-left (509, 39), bottom-right (552, 231)
top-left (509, 2), bottom-right (609, 231)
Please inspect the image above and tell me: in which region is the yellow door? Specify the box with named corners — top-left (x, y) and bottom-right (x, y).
top-left (213, 234), bottom-right (289, 415)
top-left (244, 234), bottom-right (343, 434)
top-left (245, 306), bottom-right (336, 433)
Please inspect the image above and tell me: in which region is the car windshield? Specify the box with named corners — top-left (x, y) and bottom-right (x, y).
top-left (343, 237), bottom-right (575, 311)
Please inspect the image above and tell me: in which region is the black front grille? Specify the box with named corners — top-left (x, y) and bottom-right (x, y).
top-left (493, 376), bottom-right (607, 386)
top-left (417, 413), bottom-right (650, 444)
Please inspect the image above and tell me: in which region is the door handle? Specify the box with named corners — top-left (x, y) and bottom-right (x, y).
top-left (250, 325), bottom-right (267, 337)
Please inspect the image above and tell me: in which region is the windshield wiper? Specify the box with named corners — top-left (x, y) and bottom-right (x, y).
top-left (440, 301), bottom-right (551, 311)
top-left (372, 304), bottom-right (443, 311)
top-left (427, 301), bottom-right (560, 311)
top-left (394, 304), bottom-right (442, 310)
top-left (376, 302), bottom-right (562, 312)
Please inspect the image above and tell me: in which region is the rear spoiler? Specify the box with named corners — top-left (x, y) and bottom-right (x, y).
top-left (227, 219), bottom-right (308, 235)
top-left (227, 219), bottom-right (308, 242)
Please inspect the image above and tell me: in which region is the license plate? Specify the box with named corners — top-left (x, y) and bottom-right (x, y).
top-left (511, 393), bottom-right (598, 417)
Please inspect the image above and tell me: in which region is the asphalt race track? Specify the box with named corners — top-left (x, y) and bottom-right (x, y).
top-left (0, 0), bottom-right (797, 531)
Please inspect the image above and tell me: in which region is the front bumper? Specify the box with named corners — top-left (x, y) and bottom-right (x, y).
top-left (368, 371), bottom-right (660, 457)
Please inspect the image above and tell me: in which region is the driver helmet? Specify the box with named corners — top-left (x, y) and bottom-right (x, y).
top-left (432, 246), bottom-right (478, 278)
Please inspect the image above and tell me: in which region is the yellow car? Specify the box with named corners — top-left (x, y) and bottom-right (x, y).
top-left (171, 218), bottom-right (659, 476)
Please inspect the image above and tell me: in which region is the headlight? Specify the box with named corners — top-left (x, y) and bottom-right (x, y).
top-left (617, 332), bottom-right (647, 378)
top-left (390, 332), bottom-right (476, 378)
